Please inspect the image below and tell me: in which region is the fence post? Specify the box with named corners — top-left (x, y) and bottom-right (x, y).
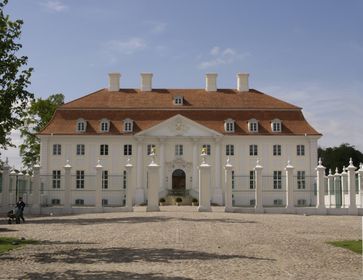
top-left (334, 168), bottom-right (341, 208)
top-left (198, 149), bottom-right (211, 212)
top-left (63, 160), bottom-right (72, 212)
top-left (340, 167), bottom-right (348, 208)
top-left (316, 159), bottom-right (326, 212)
top-left (10, 169), bottom-right (17, 205)
top-left (146, 151), bottom-right (160, 212)
top-left (347, 158), bottom-right (358, 215)
top-left (1, 162), bottom-right (10, 212)
top-left (125, 157), bottom-right (134, 211)
top-left (31, 164), bottom-right (41, 214)
top-left (358, 163), bottom-right (363, 208)
top-left (224, 158), bottom-right (233, 212)
top-left (327, 169), bottom-right (334, 208)
top-left (285, 161), bottom-right (295, 212)
top-left (95, 160), bottom-right (103, 210)
top-left (254, 159), bottom-right (264, 213)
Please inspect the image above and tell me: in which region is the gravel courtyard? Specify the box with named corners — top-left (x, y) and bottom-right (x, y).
top-left (0, 207), bottom-right (361, 280)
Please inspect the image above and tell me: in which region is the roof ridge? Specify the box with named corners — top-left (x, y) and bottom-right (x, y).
top-left (60, 88), bottom-right (106, 108)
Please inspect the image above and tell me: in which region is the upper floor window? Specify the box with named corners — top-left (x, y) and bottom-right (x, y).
top-left (53, 144), bottom-right (61, 155)
top-left (297, 145), bottom-right (305, 156)
top-left (273, 144), bottom-right (281, 156)
top-left (202, 144), bottom-right (211, 155)
top-left (76, 144), bottom-right (85, 156)
top-left (248, 119), bottom-right (258, 133)
top-left (175, 144), bottom-right (183, 156)
top-left (147, 144), bottom-right (156, 155)
top-left (100, 144), bottom-right (109, 156)
top-left (271, 119), bottom-right (282, 133)
top-left (173, 96), bottom-right (183, 105)
top-left (249, 144), bottom-right (258, 156)
top-left (224, 119), bottom-right (235, 133)
top-left (123, 118), bottom-right (133, 132)
top-left (226, 144), bottom-right (234, 156)
top-left (76, 118), bottom-right (87, 133)
top-left (124, 144), bottom-right (132, 156)
top-left (100, 118), bottom-right (110, 133)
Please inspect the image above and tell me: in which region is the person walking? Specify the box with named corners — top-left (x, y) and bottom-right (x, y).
top-left (16, 197), bottom-right (26, 223)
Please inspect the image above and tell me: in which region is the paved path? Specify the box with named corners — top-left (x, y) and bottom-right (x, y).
top-left (0, 207), bottom-right (361, 279)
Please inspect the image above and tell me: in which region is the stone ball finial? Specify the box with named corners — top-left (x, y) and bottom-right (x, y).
top-left (329, 169), bottom-right (332, 175)
top-left (318, 157), bottom-right (322, 166)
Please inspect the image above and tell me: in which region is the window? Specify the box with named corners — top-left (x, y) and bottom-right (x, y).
top-left (224, 119), bottom-right (235, 133)
top-left (75, 199), bottom-right (84, 206)
top-left (100, 144), bottom-right (109, 156)
top-left (226, 144), bottom-right (234, 156)
top-left (250, 199), bottom-right (256, 206)
top-left (123, 170), bottom-right (127, 189)
top-left (100, 119), bottom-right (110, 132)
top-left (175, 144), bottom-right (183, 156)
top-left (123, 119), bottom-right (133, 132)
top-left (76, 170), bottom-right (84, 189)
top-left (249, 144), bottom-right (258, 156)
top-left (249, 170), bottom-right (255, 189)
top-left (273, 171), bottom-right (282, 189)
top-left (53, 144), bottom-right (61, 155)
top-left (202, 144), bottom-right (211, 155)
top-left (124, 144), bottom-right (132, 156)
top-left (52, 170), bottom-right (61, 189)
top-left (297, 199), bottom-right (306, 206)
top-left (297, 145), bottom-right (305, 156)
top-left (102, 170), bottom-right (108, 189)
top-left (102, 199), bottom-right (108, 206)
top-left (76, 144), bottom-right (85, 155)
top-left (51, 198), bottom-right (60, 205)
top-left (297, 171), bottom-right (306, 189)
top-left (271, 119), bottom-right (282, 132)
top-left (76, 118), bottom-right (87, 132)
top-left (147, 144), bottom-right (156, 155)
top-left (273, 144), bottom-right (281, 156)
top-left (248, 119), bottom-right (258, 133)
top-left (173, 96), bottom-right (183, 105)
top-left (273, 199), bottom-right (283, 206)
top-left (232, 170), bottom-right (235, 189)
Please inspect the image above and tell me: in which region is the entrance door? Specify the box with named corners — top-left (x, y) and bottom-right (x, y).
top-left (172, 169), bottom-right (186, 190)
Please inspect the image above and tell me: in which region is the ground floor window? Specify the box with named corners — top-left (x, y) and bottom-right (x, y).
top-left (249, 170), bottom-right (255, 189)
top-left (75, 199), bottom-right (84, 205)
top-left (297, 171), bottom-right (306, 189)
top-left (76, 171), bottom-right (85, 189)
top-left (51, 198), bottom-right (60, 205)
top-left (297, 199), bottom-right (306, 206)
top-left (102, 199), bottom-right (108, 206)
top-left (273, 199), bottom-right (283, 206)
top-left (273, 171), bottom-right (282, 189)
top-left (102, 170), bottom-right (108, 189)
top-left (250, 199), bottom-right (255, 206)
top-left (52, 170), bottom-right (61, 189)
top-left (226, 144), bottom-right (234, 156)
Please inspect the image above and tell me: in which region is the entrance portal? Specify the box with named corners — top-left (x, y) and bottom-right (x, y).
top-left (172, 169), bottom-right (186, 190)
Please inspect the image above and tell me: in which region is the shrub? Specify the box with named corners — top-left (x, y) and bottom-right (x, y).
top-left (192, 198), bottom-right (198, 203)
top-left (159, 198), bottom-right (166, 203)
top-left (175, 197), bottom-right (182, 203)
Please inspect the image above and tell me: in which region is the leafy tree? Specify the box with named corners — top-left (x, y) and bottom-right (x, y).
top-left (318, 143), bottom-right (363, 174)
top-left (0, 0), bottom-right (33, 150)
top-left (20, 94), bottom-right (64, 169)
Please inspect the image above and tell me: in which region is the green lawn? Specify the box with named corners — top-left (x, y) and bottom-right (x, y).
top-left (328, 240), bottom-right (362, 254)
top-left (0, 237), bottom-right (38, 254)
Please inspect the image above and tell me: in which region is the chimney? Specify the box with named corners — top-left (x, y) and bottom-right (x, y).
top-left (140, 73), bottom-right (153, 91)
top-left (237, 73), bottom-right (249, 92)
top-left (108, 73), bottom-right (121, 91)
top-left (205, 73), bottom-right (217, 92)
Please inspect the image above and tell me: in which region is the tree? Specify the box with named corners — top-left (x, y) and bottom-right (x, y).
top-left (0, 0), bottom-right (33, 150)
top-left (20, 94), bottom-right (64, 169)
top-left (318, 143), bottom-right (363, 174)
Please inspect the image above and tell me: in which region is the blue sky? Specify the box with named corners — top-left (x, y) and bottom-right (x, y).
top-left (1, 0), bottom-right (363, 168)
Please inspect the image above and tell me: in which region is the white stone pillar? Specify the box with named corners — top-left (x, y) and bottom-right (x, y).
top-left (31, 164), bottom-right (41, 214)
top-left (340, 167), bottom-right (348, 208)
top-left (198, 151), bottom-right (211, 212)
top-left (347, 158), bottom-right (357, 214)
top-left (125, 158), bottom-right (134, 211)
top-left (358, 163), bottom-right (363, 208)
top-left (285, 160), bottom-right (294, 212)
top-left (254, 160), bottom-right (264, 213)
top-left (95, 160), bottom-right (103, 210)
top-left (10, 169), bottom-right (17, 205)
top-left (334, 168), bottom-right (341, 208)
top-left (224, 158), bottom-right (233, 212)
top-left (315, 159), bottom-right (326, 211)
top-left (146, 152), bottom-right (160, 212)
top-left (327, 170), bottom-right (334, 208)
top-left (213, 138), bottom-right (223, 205)
top-left (135, 138), bottom-right (145, 204)
top-left (63, 160), bottom-right (72, 212)
top-left (192, 139), bottom-right (198, 190)
top-left (159, 139), bottom-right (165, 192)
top-left (1, 162), bottom-right (10, 212)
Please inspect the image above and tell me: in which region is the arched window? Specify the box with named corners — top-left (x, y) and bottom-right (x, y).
top-left (100, 118), bottom-right (110, 133)
top-left (123, 118), bottom-right (133, 132)
top-left (271, 119), bottom-right (282, 133)
top-left (224, 119), bottom-right (235, 133)
top-left (76, 118), bottom-right (87, 133)
top-left (248, 118), bottom-right (258, 133)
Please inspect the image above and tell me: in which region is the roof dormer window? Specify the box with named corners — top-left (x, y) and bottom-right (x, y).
top-left (76, 118), bottom-right (87, 133)
top-left (224, 119), bottom-right (235, 133)
top-left (271, 119), bottom-right (282, 133)
top-left (173, 96), bottom-right (183, 105)
top-left (123, 118), bottom-right (133, 132)
top-left (248, 119), bottom-right (258, 133)
top-left (100, 118), bottom-right (110, 133)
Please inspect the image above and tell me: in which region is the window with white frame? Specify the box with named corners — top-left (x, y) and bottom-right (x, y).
top-left (123, 170), bottom-right (127, 189)
top-left (271, 119), bottom-right (282, 132)
top-left (297, 171), bottom-right (306, 189)
top-left (232, 170), bottom-right (235, 189)
top-left (297, 145), bottom-right (305, 156)
top-left (224, 119), bottom-right (235, 133)
top-left (51, 198), bottom-right (61, 205)
top-left (123, 119), bottom-right (133, 132)
top-left (75, 199), bottom-right (84, 205)
top-left (249, 144), bottom-right (258, 156)
top-left (102, 199), bottom-right (108, 206)
top-left (226, 144), bottom-right (234, 156)
top-left (248, 119), bottom-right (258, 133)
top-left (147, 144), bottom-right (156, 155)
top-left (76, 170), bottom-right (84, 189)
top-left (202, 144), bottom-right (211, 155)
top-left (53, 144), bottom-right (61, 155)
top-left (173, 96), bottom-right (183, 105)
top-left (100, 144), bottom-right (109, 156)
top-left (249, 170), bottom-right (255, 189)
top-left (273, 199), bottom-right (283, 206)
top-left (273, 144), bottom-right (281, 156)
top-left (175, 144), bottom-right (183, 156)
top-left (52, 170), bottom-right (61, 189)
top-left (76, 144), bottom-right (85, 155)
top-left (102, 170), bottom-right (108, 189)
top-left (76, 118), bottom-right (87, 132)
top-left (100, 119), bottom-right (110, 132)
top-left (250, 199), bottom-right (256, 206)
top-left (124, 144), bottom-right (132, 156)
top-left (273, 171), bottom-right (282, 189)
top-left (297, 199), bottom-right (306, 206)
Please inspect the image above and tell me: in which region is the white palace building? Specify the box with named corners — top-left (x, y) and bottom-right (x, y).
top-left (1, 72), bottom-right (363, 215)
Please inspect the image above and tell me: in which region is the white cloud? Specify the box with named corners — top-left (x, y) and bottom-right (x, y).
top-left (198, 46), bottom-right (250, 69)
top-left (105, 37), bottom-right (147, 55)
top-left (41, 0), bottom-right (68, 12)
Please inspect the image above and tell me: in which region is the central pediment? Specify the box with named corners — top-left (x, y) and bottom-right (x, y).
top-left (135, 114), bottom-right (222, 137)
